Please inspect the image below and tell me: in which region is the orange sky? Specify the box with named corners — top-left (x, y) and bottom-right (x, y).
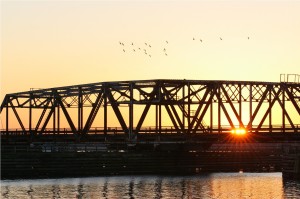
top-left (1, 0), bottom-right (300, 128)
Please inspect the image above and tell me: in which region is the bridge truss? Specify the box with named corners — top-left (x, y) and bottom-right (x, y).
top-left (1, 79), bottom-right (300, 141)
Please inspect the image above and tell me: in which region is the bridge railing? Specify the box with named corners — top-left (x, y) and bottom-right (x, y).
top-left (1, 124), bottom-right (300, 136)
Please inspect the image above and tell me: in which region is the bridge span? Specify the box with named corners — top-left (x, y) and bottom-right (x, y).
top-left (1, 79), bottom-right (299, 142)
top-left (1, 79), bottom-right (300, 178)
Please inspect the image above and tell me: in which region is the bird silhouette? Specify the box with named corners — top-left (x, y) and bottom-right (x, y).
top-left (200, 39), bottom-right (202, 42)
top-left (248, 37), bottom-right (250, 40)
top-left (123, 49), bottom-right (125, 52)
top-left (149, 45), bottom-right (151, 47)
top-left (220, 37), bottom-right (222, 40)
top-left (165, 53), bottom-right (167, 56)
top-left (166, 41), bottom-right (168, 44)
top-left (193, 37), bottom-right (195, 40)
top-left (163, 48), bottom-right (166, 52)
top-left (132, 42), bottom-right (134, 45)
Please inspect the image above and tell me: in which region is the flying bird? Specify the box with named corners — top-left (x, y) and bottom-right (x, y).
top-left (200, 39), bottom-right (202, 42)
top-left (123, 49), bottom-right (125, 52)
top-left (248, 37), bottom-right (250, 40)
top-left (166, 41), bottom-right (168, 44)
top-left (193, 37), bottom-right (195, 40)
top-left (220, 37), bottom-right (222, 40)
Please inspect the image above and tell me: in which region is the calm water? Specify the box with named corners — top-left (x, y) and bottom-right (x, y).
top-left (1, 173), bottom-right (300, 199)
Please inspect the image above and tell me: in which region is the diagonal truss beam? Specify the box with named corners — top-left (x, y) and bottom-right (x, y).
top-left (284, 85), bottom-right (300, 115)
top-left (161, 86), bottom-right (184, 131)
top-left (220, 85), bottom-right (245, 128)
top-left (193, 87), bottom-right (217, 133)
top-left (82, 91), bottom-right (104, 134)
top-left (56, 95), bottom-right (77, 133)
top-left (40, 104), bottom-right (55, 133)
top-left (9, 101), bottom-right (26, 132)
top-left (106, 87), bottom-right (128, 133)
top-left (216, 87), bottom-right (234, 128)
top-left (247, 85), bottom-right (271, 129)
top-left (135, 87), bottom-right (158, 133)
top-left (35, 100), bottom-right (52, 131)
top-left (189, 86), bottom-right (211, 129)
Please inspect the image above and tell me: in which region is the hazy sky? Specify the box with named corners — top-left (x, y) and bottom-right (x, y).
top-left (1, 0), bottom-right (300, 101)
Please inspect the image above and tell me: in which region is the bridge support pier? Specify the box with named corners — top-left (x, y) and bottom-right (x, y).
top-left (282, 144), bottom-right (300, 179)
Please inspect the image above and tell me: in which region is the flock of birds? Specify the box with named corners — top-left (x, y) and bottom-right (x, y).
top-left (119, 40), bottom-right (169, 58)
top-left (119, 36), bottom-right (250, 58)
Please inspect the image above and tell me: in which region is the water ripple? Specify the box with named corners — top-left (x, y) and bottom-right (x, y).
top-left (1, 173), bottom-right (300, 199)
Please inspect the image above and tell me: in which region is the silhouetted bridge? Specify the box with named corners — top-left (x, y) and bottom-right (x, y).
top-left (1, 79), bottom-right (300, 178)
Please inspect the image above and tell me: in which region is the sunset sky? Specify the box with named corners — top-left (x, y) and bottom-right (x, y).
top-left (2, 0), bottom-right (300, 98)
top-left (1, 0), bottom-right (300, 128)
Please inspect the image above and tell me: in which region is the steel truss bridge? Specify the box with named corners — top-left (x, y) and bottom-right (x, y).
top-left (1, 79), bottom-right (300, 142)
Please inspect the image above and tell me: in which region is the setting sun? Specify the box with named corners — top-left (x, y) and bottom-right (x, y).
top-left (231, 128), bottom-right (247, 135)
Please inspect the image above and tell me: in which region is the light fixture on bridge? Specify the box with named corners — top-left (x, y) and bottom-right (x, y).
top-left (231, 128), bottom-right (247, 135)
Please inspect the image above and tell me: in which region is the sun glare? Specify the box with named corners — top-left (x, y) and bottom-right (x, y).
top-left (231, 128), bottom-right (247, 135)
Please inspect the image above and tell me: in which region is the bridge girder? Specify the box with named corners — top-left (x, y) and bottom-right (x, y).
top-left (1, 79), bottom-right (300, 141)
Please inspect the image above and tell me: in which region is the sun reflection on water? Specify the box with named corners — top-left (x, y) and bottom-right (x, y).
top-left (1, 173), bottom-right (299, 199)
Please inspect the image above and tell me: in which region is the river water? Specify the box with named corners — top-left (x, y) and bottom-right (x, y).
top-left (1, 173), bottom-right (300, 199)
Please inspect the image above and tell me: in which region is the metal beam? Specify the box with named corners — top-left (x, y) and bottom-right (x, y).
top-left (106, 87), bottom-right (128, 134)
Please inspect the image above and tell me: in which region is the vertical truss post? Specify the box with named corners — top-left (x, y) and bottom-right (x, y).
top-left (282, 85), bottom-right (285, 133)
top-left (29, 93), bottom-right (32, 136)
top-left (129, 82), bottom-right (134, 140)
top-left (104, 86), bottom-right (108, 136)
top-left (239, 84), bottom-right (242, 128)
top-left (188, 82), bottom-right (191, 133)
top-left (156, 104), bottom-right (158, 135)
top-left (53, 99), bottom-right (56, 134)
top-left (210, 99), bottom-right (213, 133)
top-left (78, 87), bottom-right (83, 133)
top-left (6, 100), bottom-right (9, 132)
top-left (269, 88), bottom-right (272, 132)
top-left (159, 103), bottom-right (162, 135)
top-left (182, 84), bottom-right (185, 132)
top-left (57, 104), bottom-right (60, 132)
top-left (218, 85), bottom-right (221, 133)
top-left (249, 84), bottom-right (253, 133)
